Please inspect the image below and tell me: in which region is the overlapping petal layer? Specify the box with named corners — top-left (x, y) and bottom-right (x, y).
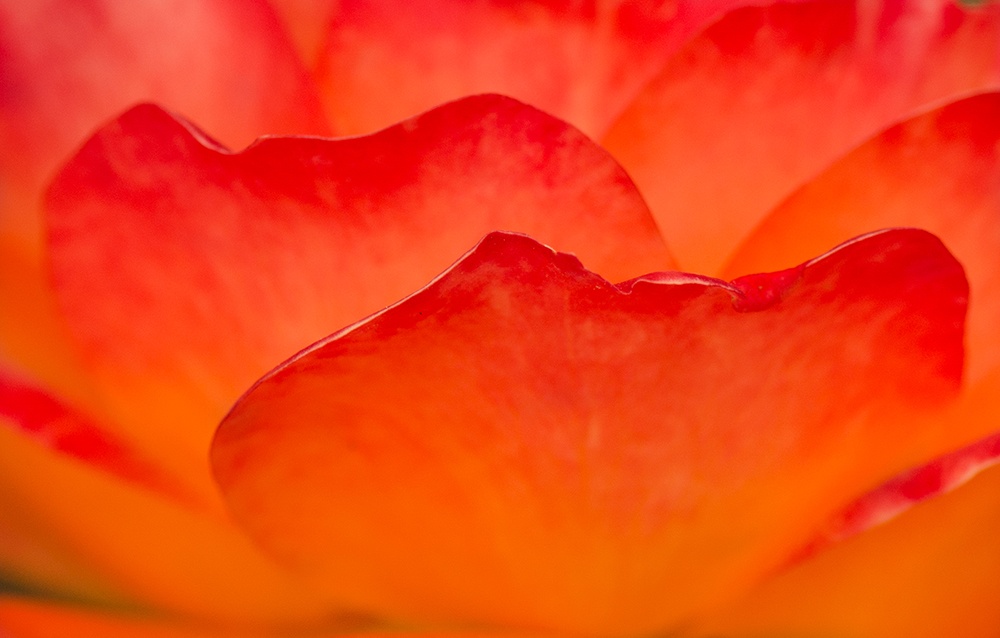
top-left (0, 412), bottom-right (339, 628)
top-left (213, 229), bottom-right (965, 636)
top-left (690, 388), bottom-right (1000, 637)
top-left (0, 0), bottom-right (328, 396)
top-left (724, 92), bottom-right (1000, 385)
top-left (603, 0), bottom-right (1000, 273)
top-left (44, 95), bottom-right (671, 493)
top-left (311, 0), bottom-right (759, 137)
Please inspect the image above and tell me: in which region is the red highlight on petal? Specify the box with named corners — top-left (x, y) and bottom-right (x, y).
top-left (45, 95), bottom-right (670, 490)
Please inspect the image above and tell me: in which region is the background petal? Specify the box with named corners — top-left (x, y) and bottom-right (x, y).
top-left (0, 0), bottom-right (329, 396)
top-left (310, 0), bottom-right (766, 137)
top-left (213, 229), bottom-right (965, 635)
top-left (0, 422), bottom-right (337, 629)
top-left (723, 92), bottom-right (1000, 385)
top-left (603, 0), bottom-right (1000, 273)
top-left (44, 95), bottom-right (672, 497)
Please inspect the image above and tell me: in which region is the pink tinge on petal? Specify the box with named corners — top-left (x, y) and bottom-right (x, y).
top-left (603, 0), bottom-right (1000, 274)
top-left (44, 95), bottom-right (671, 494)
top-left (0, 0), bottom-right (329, 253)
top-left (0, 369), bottom-right (199, 509)
top-left (314, 0), bottom-right (770, 137)
top-left (212, 228), bottom-right (966, 635)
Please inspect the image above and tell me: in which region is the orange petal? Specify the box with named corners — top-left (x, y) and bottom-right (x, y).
top-left (0, 367), bottom-right (198, 507)
top-left (45, 95), bottom-right (672, 490)
top-left (0, 597), bottom-right (529, 638)
top-left (314, 0), bottom-right (757, 137)
top-left (0, 0), bottom-right (329, 397)
top-left (603, 0), bottom-right (1000, 273)
top-left (213, 229), bottom-right (965, 636)
top-left (0, 421), bottom-right (337, 629)
top-left (690, 374), bottom-right (1000, 638)
top-left (0, 597), bottom-right (322, 638)
top-left (265, 0), bottom-right (338, 64)
top-left (723, 92), bottom-right (1000, 384)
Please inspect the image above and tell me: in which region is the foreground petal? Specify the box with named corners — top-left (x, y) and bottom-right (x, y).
top-left (213, 229), bottom-right (965, 635)
top-left (603, 0), bottom-right (1000, 273)
top-left (45, 96), bottom-right (671, 491)
top-left (314, 0), bottom-right (760, 137)
top-left (723, 92), bottom-right (1000, 384)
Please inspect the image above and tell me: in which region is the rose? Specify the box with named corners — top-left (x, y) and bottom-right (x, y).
top-left (1, 0), bottom-right (998, 636)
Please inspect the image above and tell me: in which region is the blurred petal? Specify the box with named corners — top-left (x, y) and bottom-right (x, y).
top-left (213, 229), bottom-right (965, 635)
top-left (45, 95), bottom-right (671, 491)
top-left (0, 597), bottom-right (526, 638)
top-left (265, 0), bottom-right (338, 63)
top-left (0, 423), bottom-right (335, 628)
top-left (690, 375), bottom-right (1000, 638)
top-left (723, 92), bottom-right (1000, 384)
top-left (314, 0), bottom-right (764, 137)
top-left (604, 0), bottom-right (1000, 273)
top-left (0, 0), bottom-right (329, 395)
top-left (0, 242), bottom-right (93, 407)
top-left (0, 367), bottom-right (198, 506)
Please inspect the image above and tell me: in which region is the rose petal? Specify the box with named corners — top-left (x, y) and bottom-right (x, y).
top-left (45, 95), bottom-right (671, 488)
top-left (0, 0), bottom-right (329, 398)
top-left (212, 229), bottom-right (965, 634)
top-left (265, 0), bottom-right (338, 63)
top-left (0, 423), bottom-right (335, 627)
top-left (603, 0), bottom-right (1000, 273)
top-left (0, 597), bottom-right (509, 638)
top-left (722, 92), bottom-right (1000, 386)
top-left (0, 367), bottom-right (198, 507)
top-left (0, 0), bottom-right (328, 253)
top-left (313, 0), bottom-right (762, 137)
top-left (689, 383), bottom-right (1000, 638)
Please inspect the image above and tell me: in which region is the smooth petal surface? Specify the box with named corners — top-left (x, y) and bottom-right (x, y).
top-left (0, 0), bottom-right (329, 398)
top-left (45, 95), bottom-right (671, 494)
top-left (723, 92), bottom-right (1000, 385)
top-left (213, 229), bottom-right (965, 635)
top-left (690, 374), bottom-right (1000, 638)
top-left (603, 0), bottom-right (1000, 273)
top-left (0, 597), bottom-right (523, 638)
top-left (0, 0), bottom-right (328, 252)
top-left (314, 0), bottom-right (762, 137)
top-left (0, 422), bottom-right (336, 628)
top-left (0, 368), bottom-right (196, 506)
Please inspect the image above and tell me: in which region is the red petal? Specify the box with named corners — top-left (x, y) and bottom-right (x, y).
top-left (313, 0), bottom-right (759, 137)
top-left (0, 0), bottom-right (328, 253)
top-left (723, 92), bottom-right (1000, 384)
top-left (0, 0), bottom-right (329, 396)
top-left (45, 95), bottom-right (671, 491)
top-left (212, 229), bottom-right (965, 634)
top-left (603, 0), bottom-right (1000, 274)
